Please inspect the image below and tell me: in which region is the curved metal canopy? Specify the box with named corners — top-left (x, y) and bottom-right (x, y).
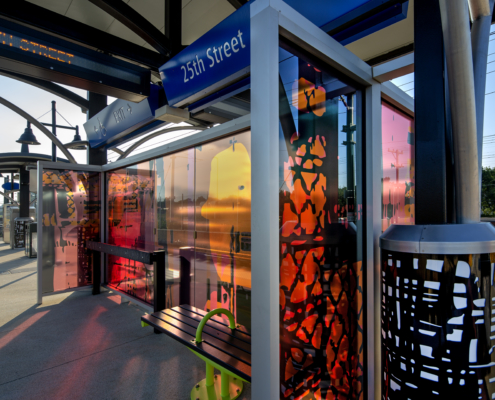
top-left (0, 97), bottom-right (77, 164)
top-left (117, 126), bottom-right (205, 160)
top-left (0, 190), bottom-right (19, 206)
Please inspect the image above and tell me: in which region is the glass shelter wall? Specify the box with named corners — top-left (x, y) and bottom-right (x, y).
top-left (41, 169), bottom-right (100, 294)
top-left (381, 102), bottom-right (415, 232)
top-left (107, 162), bottom-right (156, 304)
top-left (278, 45), bottom-right (364, 399)
top-left (106, 131), bottom-right (252, 328)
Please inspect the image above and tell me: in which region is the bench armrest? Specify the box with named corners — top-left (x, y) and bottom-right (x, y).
top-left (195, 308), bottom-right (236, 343)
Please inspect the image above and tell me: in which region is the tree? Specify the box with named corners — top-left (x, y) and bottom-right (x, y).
top-left (482, 166), bottom-right (495, 217)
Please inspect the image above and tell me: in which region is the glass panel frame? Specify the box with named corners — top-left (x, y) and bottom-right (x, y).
top-left (278, 39), bottom-right (366, 400)
top-left (37, 161), bottom-right (103, 304)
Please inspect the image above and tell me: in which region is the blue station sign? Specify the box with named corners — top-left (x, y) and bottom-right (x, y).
top-left (159, 3), bottom-right (250, 107)
top-left (2, 182), bottom-right (19, 191)
top-left (159, 0), bottom-right (408, 109)
top-left (84, 84), bottom-right (162, 148)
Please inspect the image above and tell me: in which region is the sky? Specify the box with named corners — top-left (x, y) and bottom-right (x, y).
top-left (2, 25), bottom-right (495, 205)
top-left (391, 24), bottom-right (495, 169)
top-left (0, 76), bottom-right (199, 206)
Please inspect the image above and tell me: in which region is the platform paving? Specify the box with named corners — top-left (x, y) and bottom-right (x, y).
top-left (0, 242), bottom-right (251, 400)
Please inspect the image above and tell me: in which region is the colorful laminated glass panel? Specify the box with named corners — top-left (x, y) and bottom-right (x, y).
top-left (194, 133), bottom-right (251, 330)
top-left (106, 162), bottom-right (156, 304)
top-left (156, 149), bottom-right (195, 310)
top-left (106, 132), bottom-right (252, 326)
top-left (279, 47), bottom-right (364, 399)
top-left (382, 102), bottom-right (415, 232)
top-left (41, 169), bottom-right (100, 294)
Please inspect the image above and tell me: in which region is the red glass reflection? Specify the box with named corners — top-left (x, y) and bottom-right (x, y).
top-left (41, 170), bottom-right (100, 293)
top-left (382, 102), bottom-right (415, 232)
top-left (107, 163), bottom-right (156, 304)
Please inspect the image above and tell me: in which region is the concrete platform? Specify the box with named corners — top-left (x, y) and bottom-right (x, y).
top-left (0, 243), bottom-right (251, 400)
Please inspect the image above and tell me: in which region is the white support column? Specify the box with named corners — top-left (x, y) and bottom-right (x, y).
top-left (365, 83), bottom-right (382, 400)
top-left (250, 3), bottom-right (280, 399)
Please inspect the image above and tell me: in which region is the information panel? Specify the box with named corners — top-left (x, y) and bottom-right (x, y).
top-left (84, 84), bottom-right (163, 148)
top-left (0, 20), bottom-right (150, 101)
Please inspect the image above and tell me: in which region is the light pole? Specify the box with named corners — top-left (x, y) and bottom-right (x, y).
top-left (41, 102), bottom-right (87, 160)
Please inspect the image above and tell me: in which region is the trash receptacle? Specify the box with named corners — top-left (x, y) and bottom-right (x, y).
top-left (380, 223), bottom-right (495, 399)
top-left (25, 221), bottom-right (37, 258)
top-left (12, 217), bottom-right (34, 249)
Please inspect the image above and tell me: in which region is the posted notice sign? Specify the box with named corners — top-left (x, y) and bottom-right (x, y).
top-left (159, 3), bottom-right (250, 107)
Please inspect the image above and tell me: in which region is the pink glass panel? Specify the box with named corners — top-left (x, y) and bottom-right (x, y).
top-left (382, 102), bottom-right (415, 232)
top-left (41, 170), bottom-right (100, 294)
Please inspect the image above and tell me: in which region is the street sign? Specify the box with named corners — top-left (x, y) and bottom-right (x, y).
top-left (160, 0), bottom-right (408, 109)
top-left (84, 84), bottom-right (164, 148)
top-left (0, 20), bottom-right (151, 102)
top-left (2, 182), bottom-right (19, 190)
top-left (159, 2), bottom-right (250, 107)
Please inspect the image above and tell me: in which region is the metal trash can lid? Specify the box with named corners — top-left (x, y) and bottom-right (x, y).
top-left (380, 222), bottom-right (495, 254)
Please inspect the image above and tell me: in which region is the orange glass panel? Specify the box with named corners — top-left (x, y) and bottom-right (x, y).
top-left (279, 48), bottom-right (364, 399)
top-left (195, 132), bottom-right (251, 330)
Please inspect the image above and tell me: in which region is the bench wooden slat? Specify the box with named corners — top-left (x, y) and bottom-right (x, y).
top-left (172, 305), bottom-right (251, 343)
top-left (158, 309), bottom-right (251, 355)
top-left (142, 314), bottom-right (251, 382)
top-left (152, 311), bottom-right (251, 363)
top-left (179, 304), bottom-right (251, 337)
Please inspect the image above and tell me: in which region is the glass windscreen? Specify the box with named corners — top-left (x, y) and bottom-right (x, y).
top-left (107, 162), bottom-right (156, 304)
top-left (106, 131), bottom-right (252, 328)
top-left (382, 102), bottom-right (415, 232)
top-left (279, 45), bottom-right (364, 399)
top-left (41, 169), bottom-right (100, 294)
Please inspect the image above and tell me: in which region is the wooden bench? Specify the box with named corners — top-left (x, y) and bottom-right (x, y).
top-left (141, 305), bottom-right (251, 400)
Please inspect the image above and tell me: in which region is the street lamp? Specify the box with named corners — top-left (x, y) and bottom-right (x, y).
top-left (16, 121), bottom-right (41, 154)
top-left (66, 126), bottom-right (87, 150)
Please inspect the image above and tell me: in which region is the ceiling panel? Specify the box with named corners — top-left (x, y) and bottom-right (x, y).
top-left (65, 0), bottom-right (127, 32)
top-left (182, 0), bottom-right (235, 45)
top-left (345, 0), bottom-right (414, 62)
top-left (106, 18), bottom-right (152, 46)
top-left (128, 0), bottom-right (164, 31)
top-left (26, 0), bottom-right (72, 15)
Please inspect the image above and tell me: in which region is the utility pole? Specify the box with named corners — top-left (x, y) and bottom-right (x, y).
top-left (388, 148), bottom-right (404, 223)
top-left (51, 101), bottom-right (56, 162)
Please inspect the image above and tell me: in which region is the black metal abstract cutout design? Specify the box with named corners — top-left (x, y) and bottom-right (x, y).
top-left (382, 250), bottom-right (495, 399)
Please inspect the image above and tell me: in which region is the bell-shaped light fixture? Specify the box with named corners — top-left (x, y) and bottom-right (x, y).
top-left (67, 126), bottom-right (87, 150)
top-left (16, 121), bottom-right (41, 145)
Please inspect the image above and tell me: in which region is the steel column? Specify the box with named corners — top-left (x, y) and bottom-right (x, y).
top-left (51, 101), bottom-right (56, 162)
top-left (87, 92), bottom-right (108, 166)
top-left (414, 0), bottom-right (450, 224)
top-left (165, 0), bottom-right (183, 55)
top-left (3, 176), bottom-right (9, 204)
top-left (19, 167), bottom-right (29, 218)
